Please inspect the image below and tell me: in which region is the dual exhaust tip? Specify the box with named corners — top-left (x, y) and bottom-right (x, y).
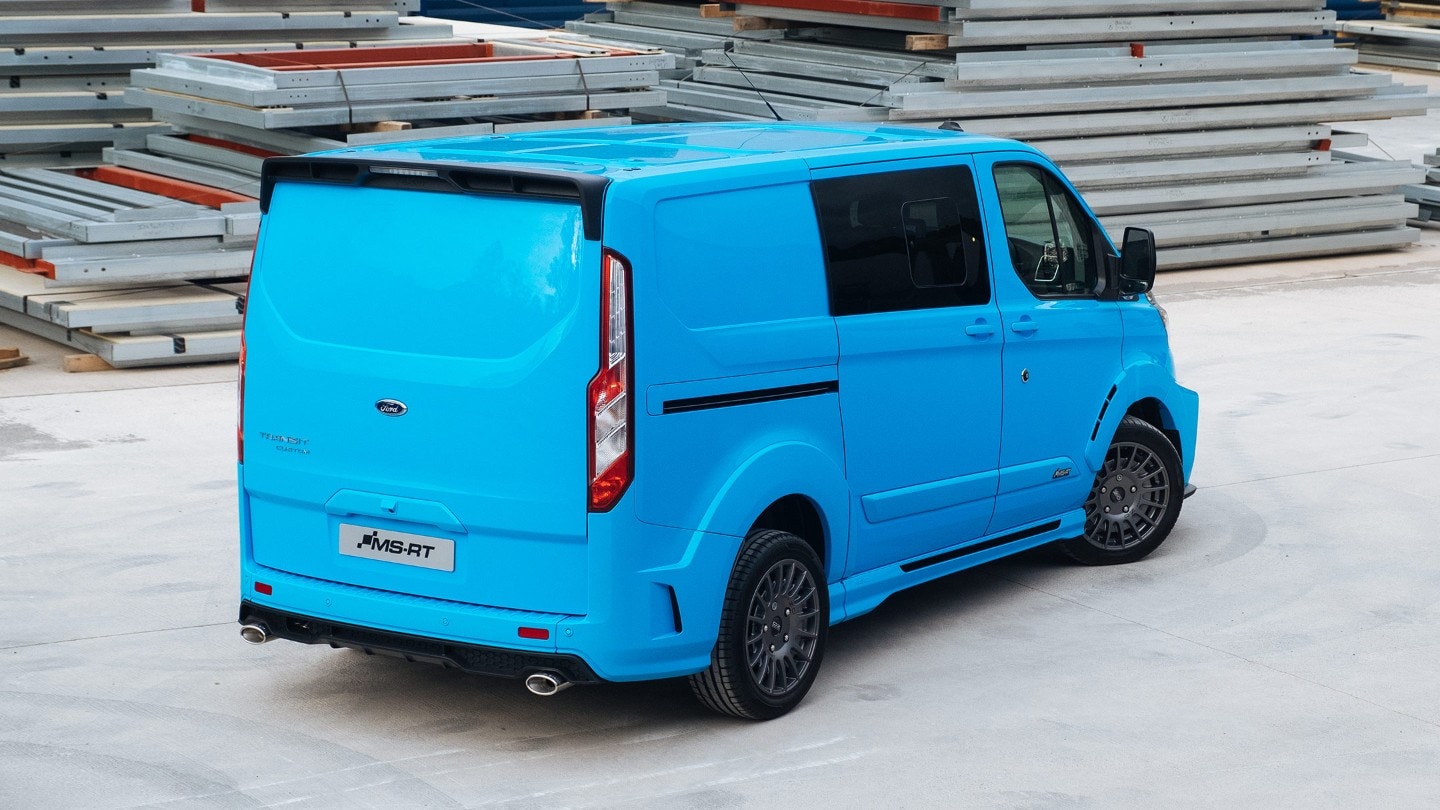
top-left (239, 621), bottom-right (270, 645)
top-left (240, 620), bottom-right (571, 697)
top-left (524, 671), bottom-right (572, 697)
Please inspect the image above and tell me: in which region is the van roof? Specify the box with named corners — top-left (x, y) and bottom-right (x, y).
top-left (313, 122), bottom-right (1024, 178)
top-left (260, 123), bottom-right (1033, 240)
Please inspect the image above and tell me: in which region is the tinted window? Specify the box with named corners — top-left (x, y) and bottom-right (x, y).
top-left (994, 163), bottom-right (1102, 299)
top-left (813, 165), bottom-right (989, 316)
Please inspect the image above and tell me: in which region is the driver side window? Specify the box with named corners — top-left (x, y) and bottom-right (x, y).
top-left (994, 163), bottom-right (1101, 299)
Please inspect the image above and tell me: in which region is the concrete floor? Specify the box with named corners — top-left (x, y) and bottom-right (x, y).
top-left (4, 235), bottom-right (1440, 807)
top-left (5, 86), bottom-right (1440, 803)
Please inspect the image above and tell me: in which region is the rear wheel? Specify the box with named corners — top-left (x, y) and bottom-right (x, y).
top-left (689, 530), bottom-right (828, 720)
top-left (1061, 416), bottom-right (1183, 565)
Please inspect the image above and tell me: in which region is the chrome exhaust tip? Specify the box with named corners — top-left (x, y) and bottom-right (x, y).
top-left (239, 621), bottom-right (271, 645)
top-left (524, 671), bottom-right (571, 696)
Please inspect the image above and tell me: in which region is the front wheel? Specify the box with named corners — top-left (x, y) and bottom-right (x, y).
top-left (689, 530), bottom-right (828, 720)
top-left (1061, 416), bottom-right (1184, 565)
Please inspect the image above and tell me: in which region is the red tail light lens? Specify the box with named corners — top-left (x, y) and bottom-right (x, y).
top-left (588, 250), bottom-right (632, 512)
top-left (237, 307), bottom-right (247, 463)
top-left (238, 255), bottom-right (254, 463)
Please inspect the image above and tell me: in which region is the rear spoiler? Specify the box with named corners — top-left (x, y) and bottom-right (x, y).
top-left (260, 156), bottom-right (610, 241)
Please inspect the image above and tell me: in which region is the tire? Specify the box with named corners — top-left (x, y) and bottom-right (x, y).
top-left (688, 530), bottom-right (828, 720)
top-left (1061, 416), bottom-right (1184, 566)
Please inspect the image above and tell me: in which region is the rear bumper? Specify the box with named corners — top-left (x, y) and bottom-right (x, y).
top-left (239, 489), bottom-right (742, 683)
top-left (240, 600), bottom-right (600, 683)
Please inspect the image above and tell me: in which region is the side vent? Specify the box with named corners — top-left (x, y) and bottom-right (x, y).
top-left (667, 586), bottom-right (683, 634)
top-left (1091, 385), bottom-right (1118, 442)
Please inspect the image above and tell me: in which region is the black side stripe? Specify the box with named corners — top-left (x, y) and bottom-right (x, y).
top-left (662, 381), bottom-right (839, 415)
top-left (900, 519), bottom-right (1062, 573)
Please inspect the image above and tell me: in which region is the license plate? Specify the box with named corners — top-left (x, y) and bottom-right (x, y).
top-left (339, 523), bottom-right (455, 572)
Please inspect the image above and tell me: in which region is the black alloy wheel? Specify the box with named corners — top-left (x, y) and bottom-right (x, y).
top-left (689, 530), bottom-right (828, 720)
top-left (1062, 416), bottom-right (1184, 565)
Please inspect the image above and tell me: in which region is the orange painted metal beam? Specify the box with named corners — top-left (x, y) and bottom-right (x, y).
top-left (184, 134), bottom-right (281, 159)
top-left (78, 166), bottom-right (256, 207)
top-left (0, 249), bottom-right (44, 274)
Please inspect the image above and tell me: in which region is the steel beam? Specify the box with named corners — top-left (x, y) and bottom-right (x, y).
top-left (1158, 227), bottom-right (1419, 270)
top-left (892, 94), bottom-right (1438, 134)
top-left (1083, 162), bottom-right (1425, 215)
top-left (127, 86), bottom-right (667, 129)
top-left (1101, 195), bottom-right (1418, 247)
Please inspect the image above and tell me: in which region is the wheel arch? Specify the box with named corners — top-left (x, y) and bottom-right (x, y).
top-left (1085, 361), bottom-right (1199, 479)
top-left (694, 441), bottom-right (849, 583)
top-left (1124, 397), bottom-right (1184, 468)
top-left (750, 494), bottom-right (828, 575)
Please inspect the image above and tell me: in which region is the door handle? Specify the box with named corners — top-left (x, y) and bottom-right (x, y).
top-left (1010, 318), bottom-right (1039, 335)
top-left (964, 322), bottom-right (996, 337)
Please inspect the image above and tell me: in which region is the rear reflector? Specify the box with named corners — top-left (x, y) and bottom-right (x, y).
top-left (254, 582), bottom-right (273, 595)
top-left (518, 627), bottom-right (550, 640)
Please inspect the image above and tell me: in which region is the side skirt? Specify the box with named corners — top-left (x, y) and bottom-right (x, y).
top-left (830, 509), bottom-right (1084, 623)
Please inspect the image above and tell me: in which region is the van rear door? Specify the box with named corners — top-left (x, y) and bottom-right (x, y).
top-left (241, 170), bottom-right (600, 616)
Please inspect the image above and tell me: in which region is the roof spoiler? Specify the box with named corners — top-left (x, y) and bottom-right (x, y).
top-left (259, 156), bottom-right (610, 241)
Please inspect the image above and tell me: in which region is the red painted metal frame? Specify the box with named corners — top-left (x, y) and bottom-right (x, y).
top-left (193, 42), bottom-right (649, 72)
top-left (185, 134), bottom-right (282, 160)
top-left (78, 166), bottom-right (256, 207)
top-left (0, 249), bottom-right (43, 274)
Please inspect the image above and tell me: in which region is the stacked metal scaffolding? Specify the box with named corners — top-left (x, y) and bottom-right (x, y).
top-left (0, 1), bottom-right (467, 366)
top-left (562, 0), bottom-right (1436, 268)
top-left (0, 165), bottom-right (255, 366)
top-left (1381, 0), bottom-right (1440, 25)
top-left (126, 41), bottom-right (671, 130)
top-left (1413, 147), bottom-right (1440, 226)
top-left (0, 1), bottom-right (456, 165)
top-left (566, 1), bottom-right (787, 76)
top-left (0, 1), bottom-right (676, 367)
top-left (1336, 2), bottom-right (1440, 71)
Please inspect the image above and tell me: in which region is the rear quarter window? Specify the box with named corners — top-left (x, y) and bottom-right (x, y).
top-left (653, 183), bottom-right (829, 328)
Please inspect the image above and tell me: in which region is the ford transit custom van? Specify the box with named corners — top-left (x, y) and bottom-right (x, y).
top-left (238, 123), bottom-right (1198, 719)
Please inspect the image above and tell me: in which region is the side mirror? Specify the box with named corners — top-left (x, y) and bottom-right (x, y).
top-left (1119, 227), bottom-right (1157, 295)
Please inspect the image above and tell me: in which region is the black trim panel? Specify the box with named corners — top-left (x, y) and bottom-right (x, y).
top-left (239, 601), bottom-right (601, 684)
top-left (662, 381), bottom-right (839, 415)
top-left (900, 519), bottom-right (1062, 573)
top-left (260, 156), bottom-right (610, 241)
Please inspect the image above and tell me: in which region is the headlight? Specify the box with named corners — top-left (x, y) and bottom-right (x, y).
top-left (1146, 290), bottom-right (1169, 331)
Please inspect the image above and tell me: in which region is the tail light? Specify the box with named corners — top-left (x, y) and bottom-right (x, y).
top-left (237, 330), bottom-right (246, 463)
top-left (588, 249), bottom-right (632, 511)
top-left (237, 251), bottom-right (254, 463)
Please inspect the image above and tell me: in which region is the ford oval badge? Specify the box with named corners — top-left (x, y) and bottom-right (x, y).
top-left (375, 399), bottom-right (408, 417)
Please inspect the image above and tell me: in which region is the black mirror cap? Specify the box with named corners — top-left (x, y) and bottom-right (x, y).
top-left (1119, 227), bottom-right (1157, 295)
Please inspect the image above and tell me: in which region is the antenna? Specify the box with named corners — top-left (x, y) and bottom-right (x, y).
top-left (719, 44), bottom-right (784, 122)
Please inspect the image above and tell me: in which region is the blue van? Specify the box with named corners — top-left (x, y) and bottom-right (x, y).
top-left (237, 123), bottom-right (1198, 719)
